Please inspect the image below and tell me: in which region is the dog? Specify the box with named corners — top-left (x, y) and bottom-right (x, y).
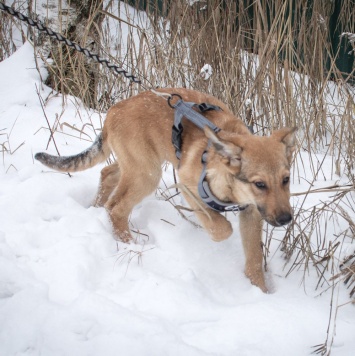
top-left (35, 88), bottom-right (297, 293)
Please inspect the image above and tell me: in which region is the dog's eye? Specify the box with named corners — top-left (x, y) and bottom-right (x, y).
top-left (254, 181), bottom-right (266, 189)
top-left (283, 177), bottom-right (290, 185)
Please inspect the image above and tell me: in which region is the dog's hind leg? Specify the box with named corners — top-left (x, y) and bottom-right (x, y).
top-left (94, 163), bottom-right (120, 207)
top-left (239, 205), bottom-right (267, 293)
top-left (105, 161), bottom-right (162, 243)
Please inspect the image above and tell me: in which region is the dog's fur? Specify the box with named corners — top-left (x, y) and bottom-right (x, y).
top-left (35, 88), bottom-right (297, 293)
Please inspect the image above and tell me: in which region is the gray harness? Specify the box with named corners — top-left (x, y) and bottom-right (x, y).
top-left (169, 94), bottom-right (247, 213)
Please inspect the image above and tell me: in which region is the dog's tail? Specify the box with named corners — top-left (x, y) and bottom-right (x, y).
top-left (35, 133), bottom-right (109, 172)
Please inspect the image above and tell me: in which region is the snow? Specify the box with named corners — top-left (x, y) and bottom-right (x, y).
top-left (1, 15), bottom-right (355, 356)
top-left (200, 64), bottom-right (213, 80)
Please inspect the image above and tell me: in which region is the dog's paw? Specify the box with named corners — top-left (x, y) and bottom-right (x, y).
top-left (211, 234), bottom-right (230, 242)
top-left (245, 269), bottom-right (268, 293)
top-left (209, 220), bottom-right (233, 242)
top-left (113, 230), bottom-right (133, 244)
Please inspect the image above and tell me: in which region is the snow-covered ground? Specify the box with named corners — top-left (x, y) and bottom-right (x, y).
top-left (1, 23), bottom-right (355, 356)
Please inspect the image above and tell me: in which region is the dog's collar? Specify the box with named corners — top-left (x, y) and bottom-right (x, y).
top-left (197, 154), bottom-right (248, 213)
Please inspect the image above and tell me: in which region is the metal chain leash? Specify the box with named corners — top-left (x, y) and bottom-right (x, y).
top-left (0, 2), bottom-right (142, 85)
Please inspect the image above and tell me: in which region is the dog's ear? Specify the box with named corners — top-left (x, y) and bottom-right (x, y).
top-left (272, 127), bottom-right (298, 163)
top-left (204, 127), bottom-right (242, 167)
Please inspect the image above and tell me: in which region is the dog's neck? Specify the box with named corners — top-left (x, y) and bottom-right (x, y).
top-left (198, 164), bottom-right (247, 213)
top-left (205, 167), bottom-right (234, 203)
top-left (203, 145), bottom-right (241, 204)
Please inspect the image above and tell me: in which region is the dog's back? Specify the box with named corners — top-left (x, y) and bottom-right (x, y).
top-left (102, 88), bottom-right (247, 169)
top-left (35, 88), bottom-right (244, 173)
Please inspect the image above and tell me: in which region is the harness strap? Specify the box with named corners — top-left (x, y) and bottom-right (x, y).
top-left (170, 95), bottom-right (221, 159)
top-left (168, 94), bottom-right (247, 213)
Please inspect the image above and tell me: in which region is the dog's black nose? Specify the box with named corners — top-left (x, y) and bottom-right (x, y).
top-left (276, 213), bottom-right (292, 226)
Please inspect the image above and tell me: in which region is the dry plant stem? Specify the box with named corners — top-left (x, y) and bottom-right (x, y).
top-left (291, 184), bottom-right (355, 197)
top-left (35, 84), bottom-right (60, 155)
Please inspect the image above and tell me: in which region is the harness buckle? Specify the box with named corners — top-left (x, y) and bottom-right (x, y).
top-left (195, 102), bottom-right (222, 113)
top-left (172, 123), bottom-right (183, 158)
top-left (223, 204), bottom-right (247, 212)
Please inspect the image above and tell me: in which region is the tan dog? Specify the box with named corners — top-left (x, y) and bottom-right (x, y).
top-left (35, 88), bottom-right (297, 293)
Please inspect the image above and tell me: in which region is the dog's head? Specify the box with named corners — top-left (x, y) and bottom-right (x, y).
top-left (205, 127), bottom-right (297, 227)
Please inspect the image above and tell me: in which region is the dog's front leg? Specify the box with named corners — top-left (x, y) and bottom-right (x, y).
top-left (181, 190), bottom-right (233, 242)
top-left (239, 205), bottom-right (268, 293)
top-left (197, 209), bottom-right (233, 242)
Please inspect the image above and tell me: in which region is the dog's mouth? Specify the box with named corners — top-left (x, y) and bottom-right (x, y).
top-left (257, 206), bottom-right (293, 227)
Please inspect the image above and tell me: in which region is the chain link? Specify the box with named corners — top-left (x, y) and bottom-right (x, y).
top-left (0, 2), bottom-right (142, 84)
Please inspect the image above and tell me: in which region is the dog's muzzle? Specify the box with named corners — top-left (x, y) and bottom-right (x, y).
top-left (275, 212), bottom-right (293, 226)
